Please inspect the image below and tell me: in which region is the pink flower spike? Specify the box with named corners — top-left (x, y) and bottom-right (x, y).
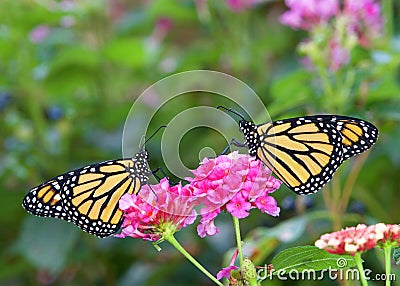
top-left (217, 265), bottom-right (239, 280)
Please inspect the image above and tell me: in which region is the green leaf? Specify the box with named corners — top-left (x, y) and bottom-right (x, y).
top-left (240, 216), bottom-right (306, 265)
top-left (269, 70), bottom-right (313, 115)
top-left (14, 216), bottom-right (79, 273)
top-left (147, 0), bottom-right (196, 22)
top-left (251, 216), bottom-right (307, 243)
top-left (271, 246), bottom-right (356, 273)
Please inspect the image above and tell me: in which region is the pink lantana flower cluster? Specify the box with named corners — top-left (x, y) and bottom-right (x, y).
top-left (187, 152), bottom-right (281, 238)
top-left (116, 178), bottom-right (197, 241)
top-left (374, 223), bottom-right (400, 247)
top-left (280, 0), bottom-right (383, 71)
top-left (315, 223), bottom-right (400, 255)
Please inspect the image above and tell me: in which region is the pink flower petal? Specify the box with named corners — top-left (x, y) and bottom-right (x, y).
top-left (217, 265), bottom-right (239, 280)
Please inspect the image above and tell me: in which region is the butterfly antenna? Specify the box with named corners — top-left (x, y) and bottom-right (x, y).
top-left (140, 125), bottom-right (168, 150)
top-left (216, 106), bottom-right (247, 121)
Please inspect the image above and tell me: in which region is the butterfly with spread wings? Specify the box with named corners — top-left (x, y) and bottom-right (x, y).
top-left (218, 107), bottom-right (378, 195)
top-left (22, 150), bottom-right (150, 237)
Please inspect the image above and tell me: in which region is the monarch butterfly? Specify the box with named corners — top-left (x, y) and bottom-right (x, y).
top-left (22, 150), bottom-right (150, 237)
top-left (218, 107), bottom-right (378, 195)
top-left (22, 126), bottom-right (167, 237)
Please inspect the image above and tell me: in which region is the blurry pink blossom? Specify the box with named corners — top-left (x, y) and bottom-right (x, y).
top-left (29, 25), bottom-right (50, 43)
top-left (329, 38), bottom-right (350, 71)
top-left (151, 17), bottom-right (173, 43)
top-left (226, 0), bottom-right (258, 12)
top-left (60, 16), bottom-right (76, 28)
top-left (280, 0), bottom-right (339, 30)
top-left (280, 0), bottom-right (383, 71)
top-left (344, 0), bottom-right (383, 47)
top-left (59, 0), bottom-right (74, 11)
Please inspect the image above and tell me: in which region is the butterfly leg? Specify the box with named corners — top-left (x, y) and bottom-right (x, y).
top-left (147, 184), bottom-right (159, 202)
top-left (151, 166), bottom-right (180, 187)
top-left (151, 166), bottom-right (169, 182)
top-left (220, 138), bottom-right (247, 155)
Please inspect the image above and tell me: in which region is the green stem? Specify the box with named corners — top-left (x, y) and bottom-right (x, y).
top-left (383, 0), bottom-right (393, 41)
top-left (354, 252), bottom-right (369, 286)
top-left (318, 65), bottom-right (334, 99)
top-left (233, 216), bottom-right (244, 269)
top-left (165, 234), bottom-right (224, 286)
top-left (340, 69), bottom-right (355, 108)
top-left (384, 245), bottom-right (392, 286)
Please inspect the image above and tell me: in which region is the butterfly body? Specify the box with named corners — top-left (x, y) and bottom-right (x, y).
top-left (238, 115), bottom-right (378, 195)
top-left (22, 150), bottom-right (150, 237)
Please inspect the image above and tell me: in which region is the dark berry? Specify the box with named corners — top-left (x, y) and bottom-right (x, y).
top-left (303, 195), bottom-right (314, 209)
top-left (45, 105), bottom-right (64, 121)
top-left (349, 201), bottom-right (366, 214)
top-left (0, 91), bottom-right (12, 111)
top-left (281, 196), bottom-right (295, 211)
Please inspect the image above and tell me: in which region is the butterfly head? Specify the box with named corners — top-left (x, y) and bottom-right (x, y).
top-left (238, 120), bottom-right (259, 156)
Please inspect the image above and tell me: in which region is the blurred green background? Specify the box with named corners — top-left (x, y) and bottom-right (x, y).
top-left (1, 0), bottom-right (400, 285)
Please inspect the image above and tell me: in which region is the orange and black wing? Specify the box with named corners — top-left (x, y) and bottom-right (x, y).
top-left (60, 159), bottom-right (143, 237)
top-left (255, 116), bottom-right (344, 195)
top-left (332, 116), bottom-right (378, 160)
top-left (22, 175), bottom-right (70, 221)
top-left (22, 150), bottom-right (150, 237)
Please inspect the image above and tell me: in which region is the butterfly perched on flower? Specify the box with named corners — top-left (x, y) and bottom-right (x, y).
top-left (218, 107), bottom-right (378, 195)
top-left (22, 150), bottom-right (151, 237)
